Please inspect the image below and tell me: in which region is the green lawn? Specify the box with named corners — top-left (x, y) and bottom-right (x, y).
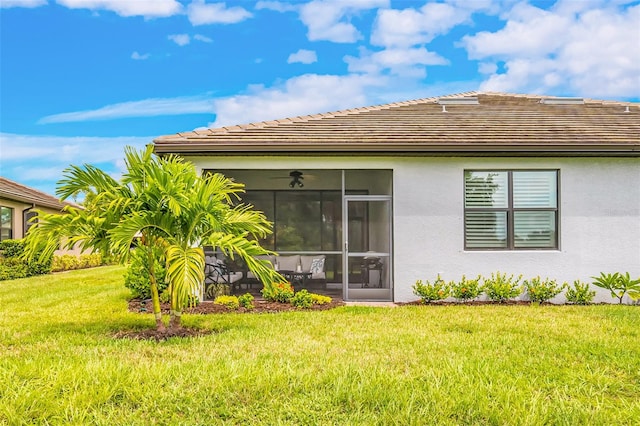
top-left (1, 266), bottom-right (639, 425)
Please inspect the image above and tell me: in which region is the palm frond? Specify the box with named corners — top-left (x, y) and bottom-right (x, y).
top-left (165, 245), bottom-right (205, 310)
top-left (56, 164), bottom-right (119, 201)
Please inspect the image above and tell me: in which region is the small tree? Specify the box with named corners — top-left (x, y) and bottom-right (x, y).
top-left (24, 146), bottom-right (284, 332)
top-left (592, 272), bottom-right (640, 304)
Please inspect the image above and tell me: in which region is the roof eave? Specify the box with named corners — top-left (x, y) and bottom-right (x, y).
top-left (0, 190), bottom-right (78, 210)
top-left (153, 142), bottom-right (640, 156)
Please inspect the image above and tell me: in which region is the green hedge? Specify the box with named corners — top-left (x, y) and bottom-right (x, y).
top-left (51, 253), bottom-right (103, 272)
top-left (0, 239), bottom-right (52, 281)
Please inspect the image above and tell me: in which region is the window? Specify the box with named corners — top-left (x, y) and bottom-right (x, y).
top-left (1, 206), bottom-right (13, 241)
top-left (464, 170), bottom-right (558, 250)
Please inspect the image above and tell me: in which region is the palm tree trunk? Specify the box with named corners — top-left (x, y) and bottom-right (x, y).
top-left (147, 247), bottom-right (166, 331)
top-left (169, 289), bottom-right (182, 331)
top-left (169, 310), bottom-right (182, 330)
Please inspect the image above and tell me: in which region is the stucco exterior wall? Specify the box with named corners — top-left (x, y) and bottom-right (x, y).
top-left (186, 155), bottom-right (640, 304)
top-left (0, 199), bottom-right (61, 240)
top-left (393, 157), bottom-right (640, 303)
top-left (0, 198), bottom-right (31, 240)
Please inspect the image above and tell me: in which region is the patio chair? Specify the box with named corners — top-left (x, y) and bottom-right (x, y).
top-left (204, 255), bottom-right (243, 295)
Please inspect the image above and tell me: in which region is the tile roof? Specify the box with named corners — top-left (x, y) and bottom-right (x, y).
top-left (0, 177), bottom-right (78, 210)
top-left (154, 92), bottom-right (640, 156)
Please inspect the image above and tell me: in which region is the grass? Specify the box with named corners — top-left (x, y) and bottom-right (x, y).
top-left (1, 266), bottom-right (639, 425)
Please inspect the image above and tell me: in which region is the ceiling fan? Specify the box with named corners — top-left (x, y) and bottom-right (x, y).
top-left (289, 170), bottom-right (304, 188)
top-left (267, 170), bottom-right (315, 188)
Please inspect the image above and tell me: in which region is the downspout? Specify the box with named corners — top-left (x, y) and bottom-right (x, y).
top-left (21, 203), bottom-right (36, 238)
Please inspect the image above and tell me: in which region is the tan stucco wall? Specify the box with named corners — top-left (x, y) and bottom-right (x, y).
top-left (0, 198), bottom-right (83, 255)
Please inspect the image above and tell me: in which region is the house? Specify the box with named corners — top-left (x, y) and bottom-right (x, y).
top-left (0, 177), bottom-right (79, 242)
top-left (153, 92), bottom-right (640, 303)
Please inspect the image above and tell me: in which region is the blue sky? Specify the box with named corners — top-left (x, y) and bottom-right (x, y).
top-left (1, 0), bottom-right (639, 196)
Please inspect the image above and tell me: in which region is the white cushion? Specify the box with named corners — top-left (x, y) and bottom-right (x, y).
top-left (309, 258), bottom-right (325, 279)
top-left (277, 255), bottom-right (300, 272)
top-left (301, 255), bottom-right (326, 279)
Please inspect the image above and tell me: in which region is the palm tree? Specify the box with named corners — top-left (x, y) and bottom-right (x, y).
top-left (24, 146), bottom-right (282, 331)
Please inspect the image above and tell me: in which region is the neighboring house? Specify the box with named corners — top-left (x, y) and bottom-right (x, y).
top-left (154, 92), bottom-right (640, 303)
top-left (0, 176), bottom-right (78, 242)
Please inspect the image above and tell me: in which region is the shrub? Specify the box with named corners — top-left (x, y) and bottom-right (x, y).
top-left (123, 247), bottom-right (168, 299)
top-left (80, 253), bottom-right (102, 268)
top-left (523, 277), bottom-right (566, 304)
top-left (565, 280), bottom-right (596, 305)
top-left (159, 289), bottom-right (170, 304)
top-left (592, 272), bottom-right (640, 304)
top-left (483, 271), bottom-right (523, 303)
top-left (412, 275), bottom-right (450, 303)
top-left (214, 295), bottom-right (239, 310)
top-left (291, 289), bottom-right (313, 309)
top-left (0, 239), bottom-right (25, 258)
top-left (187, 294), bottom-right (200, 308)
top-left (0, 258), bottom-right (28, 280)
top-left (206, 283), bottom-right (230, 299)
top-left (52, 254), bottom-right (77, 272)
top-left (238, 293), bottom-right (254, 310)
top-left (311, 293), bottom-right (332, 305)
top-left (0, 239), bottom-right (51, 280)
top-left (52, 253), bottom-right (104, 272)
top-left (451, 275), bottom-right (483, 302)
top-left (261, 282), bottom-right (294, 303)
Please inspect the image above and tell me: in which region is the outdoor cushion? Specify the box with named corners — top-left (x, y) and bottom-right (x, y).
top-left (300, 254), bottom-right (326, 279)
top-left (276, 255), bottom-right (300, 272)
top-left (246, 255), bottom-right (276, 279)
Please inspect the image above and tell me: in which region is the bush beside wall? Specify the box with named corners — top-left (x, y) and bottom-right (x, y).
top-left (0, 239), bottom-right (52, 281)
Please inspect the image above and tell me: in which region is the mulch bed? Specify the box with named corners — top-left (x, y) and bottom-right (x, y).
top-left (128, 298), bottom-right (345, 315)
top-left (399, 299), bottom-right (544, 306)
top-left (120, 298), bottom-right (345, 341)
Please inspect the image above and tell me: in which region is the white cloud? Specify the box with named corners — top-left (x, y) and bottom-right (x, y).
top-left (55, 0), bottom-right (182, 18)
top-left (300, 0), bottom-right (389, 43)
top-left (371, 2), bottom-right (473, 48)
top-left (255, 1), bottom-right (298, 13)
top-left (347, 2), bottom-right (486, 82)
top-left (209, 73), bottom-right (386, 127)
top-left (1, 0), bottom-right (47, 8)
top-left (462, 3), bottom-right (640, 98)
top-left (193, 34), bottom-right (213, 43)
top-left (346, 46), bottom-right (448, 77)
top-left (168, 34), bottom-right (213, 45)
top-left (38, 96), bottom-right (214, 124)
top-left (0, 132), bottom-right (152, 195)
top-left (478, 62), bottom-right (497, 75)
top-left (463, 3), bottom-right (570, 58)
top-left (207, 72), bottom-right (483, 129)
top-left (168, 33), bottom-right (191, 46)
top-left (287, 49), bottom-right (318, 64)
top-left (187, 0), bottom-right (252, 25)
top-left (131, 51), bottom-right (150, 60)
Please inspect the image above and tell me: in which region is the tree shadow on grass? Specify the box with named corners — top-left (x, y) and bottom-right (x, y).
top-left (112, 327), bottom-right (216, 341)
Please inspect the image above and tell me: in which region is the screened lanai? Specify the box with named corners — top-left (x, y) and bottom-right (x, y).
top-left (206, 169), bottom-right (393, 301)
